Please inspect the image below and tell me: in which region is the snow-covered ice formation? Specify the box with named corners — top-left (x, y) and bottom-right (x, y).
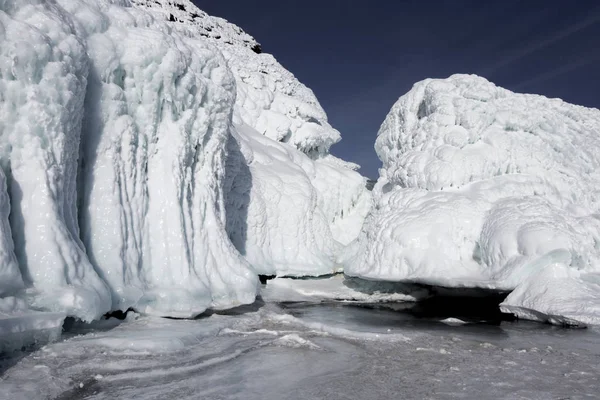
top-left (345, 74), bottom-right (600, 325)
top-left (112, 0), bottom-right (370, 280)
top-left (0, 0), bottom-right (114, 321)
top-left (0, 0), bottom-right (370, 328)
top-left (226, 123), bottom-right (370, 277)
top-left (227, 125), bottom-right (342, 277)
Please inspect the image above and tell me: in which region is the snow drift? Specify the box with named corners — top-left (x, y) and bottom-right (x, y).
top-left (0, 0), bottom-right (370, 326)
top-left (345, 74), bottom-right (600, 325)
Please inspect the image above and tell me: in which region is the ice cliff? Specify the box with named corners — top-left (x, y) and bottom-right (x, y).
top-left (0, 0), bottom-right (370, 325)
top-left (345, 74), bottom-right (600, 325)
top-left (4, 0), bottom-right (595, 330)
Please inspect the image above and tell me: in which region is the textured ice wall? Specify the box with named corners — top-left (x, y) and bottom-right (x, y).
top-left (0, 169), bottom-right (22, 296)
top-left (0, 0), bottom-right (111, 320)
top-left (132, 0), bottom-right (342, 157)
top-left (226, 124), bottom-right (339, 276)
top-left (0, 0), bottom-right (369, 321)
top-left (346, 74), bottom-right (600, 324)
top-left (128, 0), bottom-right (370, 277)
top-left (226, 49), bottom-right (342, 156)
top-left (66, 0), bottom-right (258, 317)
top-left (0, 0), bottom-right (259, 319)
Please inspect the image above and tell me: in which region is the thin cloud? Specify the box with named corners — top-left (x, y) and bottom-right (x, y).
top-left (512, 53), bottom-right (600, 92)
top-left (479, 6), bottom-right (600, 77)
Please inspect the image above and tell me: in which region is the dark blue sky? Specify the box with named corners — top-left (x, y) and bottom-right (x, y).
top-left (197, 0), bottom-right (600, 178)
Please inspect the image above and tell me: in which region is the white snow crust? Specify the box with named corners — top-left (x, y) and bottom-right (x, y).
top-left (346, 74), bottom-right (600, 325)
top-left (0, 0), bottom-right (370, 339)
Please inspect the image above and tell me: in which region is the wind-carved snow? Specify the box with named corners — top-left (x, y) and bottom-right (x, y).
top-left (346, 74), bottom-right (600, 325)
top-left (0, 0), bottom-right (370, 327)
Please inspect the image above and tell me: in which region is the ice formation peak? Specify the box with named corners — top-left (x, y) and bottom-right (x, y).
top-left (130, 0), bottom-right (262, 53)
top-left (134, 0), bottom-right (341, 156)
top-left (376, 74), bottom-right (600, 198)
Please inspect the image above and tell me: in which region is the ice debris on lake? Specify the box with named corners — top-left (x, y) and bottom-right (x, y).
top-left (0, 0), bottom-right (370, 332)
top-left (345, 74), bottom-right (600, 326)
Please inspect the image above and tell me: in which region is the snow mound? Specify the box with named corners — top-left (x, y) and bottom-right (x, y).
top-left (440, 318), bottom-right (467, 326)
top-left (227, 125), bottom-right (341, 276)
top-left (346, 74), bottom-right (600, 324)
top-left (272, 333), bottom-right (321, 350)
top-left (501, 266), bottom-right (600, 327)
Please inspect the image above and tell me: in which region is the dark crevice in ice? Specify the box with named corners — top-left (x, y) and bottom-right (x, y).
top-left (277, 272), bottom-right (342, 281)
top-left (103, 307), bottom-right (136, 321)
top-left (355, 279), bottom-right (516, 324)
top-left (402, 291), bottom-right (515, 324)
top-left (365, 179), bottom-right (376, 191)
top-left (277, 275), bottom-right (518, 325)
top-left (258, 275), bottom-right (276, 284)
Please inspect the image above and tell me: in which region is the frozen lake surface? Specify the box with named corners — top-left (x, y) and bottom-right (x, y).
top-left (1, 298), bottom-right (599, 400)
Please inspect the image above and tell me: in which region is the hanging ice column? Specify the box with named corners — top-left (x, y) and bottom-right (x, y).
top-left (0, 0), bottom-right (111, 321)
top-left (0, 169), bottom-right (23, 297)
top-left (68, 0), bottom-right (258, 317)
